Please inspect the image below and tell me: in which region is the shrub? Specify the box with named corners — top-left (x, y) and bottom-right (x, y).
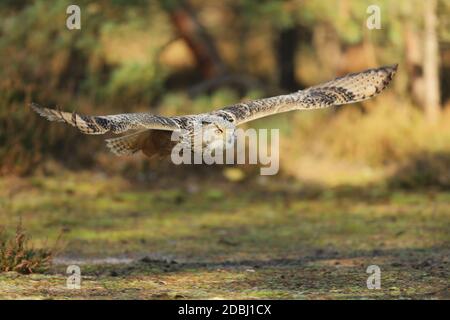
top-left (0, 221), bottom-right (59, 274)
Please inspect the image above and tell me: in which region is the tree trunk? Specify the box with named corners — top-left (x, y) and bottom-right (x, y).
top-left (274, 25), bottom-right (311, 91)
top-left (423, 0), bottom-right (441, 123)
top-left (163, 0), bottom-right (227, 79)
top-left (405, 21), bottom-right (424, 107)
top-left (275, 27), bottom-right (299, 91)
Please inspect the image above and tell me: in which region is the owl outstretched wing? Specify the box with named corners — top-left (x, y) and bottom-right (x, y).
top-left (214, 64), bottom-right (397, 125)
top-left (31, 65), bottom-right (397, 158)
top-left (30, 103), bottom-right (179, 134)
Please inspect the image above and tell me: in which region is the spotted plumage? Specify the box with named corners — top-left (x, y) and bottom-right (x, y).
top-left (31, 64), bottom-right (397, 158)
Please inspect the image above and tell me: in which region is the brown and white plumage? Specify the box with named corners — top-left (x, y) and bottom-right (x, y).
top-left (214, 64), bottom-right (398, 124)
top-left (30, 105), bottom-right (179, 134)
top-left (31, 64), bottom-right (397, 158)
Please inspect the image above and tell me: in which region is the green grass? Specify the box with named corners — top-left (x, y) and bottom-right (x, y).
top-left (0, 172), bottom-right (448, 299)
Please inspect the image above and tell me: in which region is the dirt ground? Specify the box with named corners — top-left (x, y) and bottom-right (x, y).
top-left (0, 172), bottom-right (448, 299)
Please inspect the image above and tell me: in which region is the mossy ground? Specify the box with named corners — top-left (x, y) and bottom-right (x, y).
top-left (0, 172), bottom-right (448, 299)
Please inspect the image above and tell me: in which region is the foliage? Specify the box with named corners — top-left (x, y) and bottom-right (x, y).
top-left (0, 0), bottom-right (449, 180)
top-left (280, 99), bottom-right (450, 186)
top-left (0, 221), bottom-right (58, 274)
top-left (0, 1), bottom-right (172, 174)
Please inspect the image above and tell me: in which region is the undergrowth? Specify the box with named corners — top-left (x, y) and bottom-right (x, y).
top-left (0, 221), bottom-right (60, 274)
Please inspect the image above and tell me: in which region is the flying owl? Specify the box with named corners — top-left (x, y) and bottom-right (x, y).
top-left (31, 64), bottom-right (397, 159)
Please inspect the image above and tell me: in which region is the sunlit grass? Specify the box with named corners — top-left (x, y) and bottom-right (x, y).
top-left (0, 172), bottom-right (448, 299)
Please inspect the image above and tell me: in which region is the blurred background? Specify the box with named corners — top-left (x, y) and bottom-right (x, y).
top-left (0, 0), bottom-right (449, 187)
top-left (0, 0), bottom-right (449, 299)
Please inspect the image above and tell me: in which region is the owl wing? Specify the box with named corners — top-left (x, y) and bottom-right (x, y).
top-left (214, 64), bottom-right (397, 125)
top-left (31, 65), bottom-right (397, 132)
top-left (30, 103), bottom-right (179, 134)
